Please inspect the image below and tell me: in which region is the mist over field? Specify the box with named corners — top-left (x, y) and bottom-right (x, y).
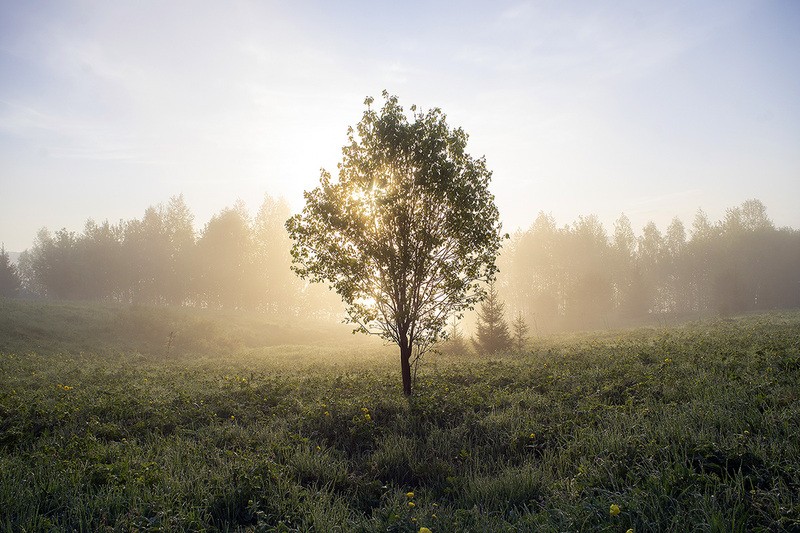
top-left (2, 196), bottom-right (798, 336)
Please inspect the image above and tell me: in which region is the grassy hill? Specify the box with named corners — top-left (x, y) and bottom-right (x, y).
top-left (1, 298), bottom-right (799, 531)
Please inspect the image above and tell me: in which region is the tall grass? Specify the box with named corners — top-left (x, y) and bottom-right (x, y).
top-left (1, 298), bottom-right (798, 531)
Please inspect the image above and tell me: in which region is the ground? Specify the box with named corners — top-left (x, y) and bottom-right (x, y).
top-left (1, 299), bottom-right (799, 531)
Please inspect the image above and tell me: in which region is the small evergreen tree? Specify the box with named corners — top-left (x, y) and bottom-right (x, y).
top-left (512, 311), bottom-right (529, 353)
top-left (0, 245), bottom-right (21, 297)
top-left (440, 316), bottom-right (468, 355)
top-left (472, 282), bottom-right (512, 355)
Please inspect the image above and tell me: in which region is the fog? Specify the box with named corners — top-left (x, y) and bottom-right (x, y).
top-left (2, 196), bottom-right (797, 337)
top-left (495, 199), bottom-right (800, 333)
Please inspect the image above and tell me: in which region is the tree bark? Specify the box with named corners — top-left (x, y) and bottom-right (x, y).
top-left (400, 344), bottom-right (413, 396)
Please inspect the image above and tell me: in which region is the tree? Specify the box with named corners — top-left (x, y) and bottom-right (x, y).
top-left (473, 281), bottom-right (512, 355)
top-left (253, 195), bottom-right (302, 316)
top-left (123, 206), bottom-right (171, 305)
top-left (637, 221), bottom-right (665, 313)
top-left (664, 217), bottom-right (689, 312)
top-left (196, 202), bottom-right (255, 309)
top-left (505, 212), bottom-right (560, 332)
top-left (567, 214), bottom-right (612, 326)
top-left (439, 316), bottom-right (468, 355)
top-left (0, 245), bottom-right (21, 297)
top-left (687, 208), bottom-right (716, 312)
top-left (22, 228), bottom-right (80, 299)
top-left (611, 213), bottom-right (638, 315)
top-left (511, 311), bottom-right (529, 353)
top-left (286, 92), bottom-right (505, 395)
top-left (163, 195), bottom-right (196, 306)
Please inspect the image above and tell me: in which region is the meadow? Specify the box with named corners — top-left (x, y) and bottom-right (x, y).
top-left (1, 299), bottom-right (799, 532)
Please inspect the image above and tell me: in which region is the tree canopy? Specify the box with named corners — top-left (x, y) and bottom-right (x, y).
top-left (286, 92), bottom-right (505, 395)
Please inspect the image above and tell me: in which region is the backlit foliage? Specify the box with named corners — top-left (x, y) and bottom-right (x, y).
top-left (286, 92), bottom-right (505, 394)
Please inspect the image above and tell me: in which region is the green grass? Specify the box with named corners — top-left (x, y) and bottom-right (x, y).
top-left (1, 298), bottom-right (799, 531)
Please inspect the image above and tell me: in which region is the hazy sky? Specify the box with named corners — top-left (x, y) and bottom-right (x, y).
top-left (1, 0), bottom-right (799, 251)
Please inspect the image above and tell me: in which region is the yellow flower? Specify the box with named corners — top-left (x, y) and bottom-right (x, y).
top-left (230, 415), bottom-right (235, 420)
top-left (364, 413), bottom-right (372, 421)
top-left (408, 501), bottom-right (415, 508)
top-left (324, 411), bottom-right (330, 417)
top-left (529, 433), bottom-right (536, 439)
top-left (626, 529), bottom-right (634, 533)
top-left (406, 491), bottom-right (415, 498)
top-left (610, 503), bottom-right (621, 516)
top-left (419, 527), bottom-right (432, 533)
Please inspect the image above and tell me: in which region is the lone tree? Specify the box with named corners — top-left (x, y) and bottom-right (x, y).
top-left (286, 92), bottom-right (505, 396)
top-left (472, 281), bottom-right (512, 355)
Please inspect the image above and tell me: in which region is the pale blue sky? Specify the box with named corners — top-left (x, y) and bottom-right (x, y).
top-left (1, 0), bottom-right (799, 251)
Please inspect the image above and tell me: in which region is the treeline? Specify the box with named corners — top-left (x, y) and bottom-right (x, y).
top-left (3, 197), bottom-right (798, 332)
top-left (7, 195), bottom-right (340, 317)
top-left (497, 199), bottom-right (800, 332)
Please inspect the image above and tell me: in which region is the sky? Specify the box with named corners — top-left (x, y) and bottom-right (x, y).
top-left (1, 0), bottom-right (799, 252)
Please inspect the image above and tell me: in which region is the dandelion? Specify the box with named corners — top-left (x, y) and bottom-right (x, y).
top-left (406, 491), bottom-right (415, 498)
top-left (529, 433), bottom-right (536, 439)
top-left (324, 411), bottom-right (330, 417)
top-left (364, 413), bottom-right (372, 421)
top-left (626, 529), bottom-right (634, 533)
top-left (408, 501), bottom-right (415, 508)
top-left (230, 415), bottom-right (235, 420)
top-left (610, 503), bottom-right (621, 516)
top-left (419, 528), bottom-right (432, 533)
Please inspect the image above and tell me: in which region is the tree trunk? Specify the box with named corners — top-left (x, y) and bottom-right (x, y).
top-left (400, 344), bottom-right (412, 396)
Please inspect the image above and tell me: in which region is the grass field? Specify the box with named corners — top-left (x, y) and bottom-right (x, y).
top-left (1, 299), bottom-right (799, 532)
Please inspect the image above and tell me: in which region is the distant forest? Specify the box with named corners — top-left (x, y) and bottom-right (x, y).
top-left (2, 195), bottom-right (341, 318)
top-left (2, 197), bottom-right (799, 331)
top-left (497, 199), bottom-right (800, 332)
